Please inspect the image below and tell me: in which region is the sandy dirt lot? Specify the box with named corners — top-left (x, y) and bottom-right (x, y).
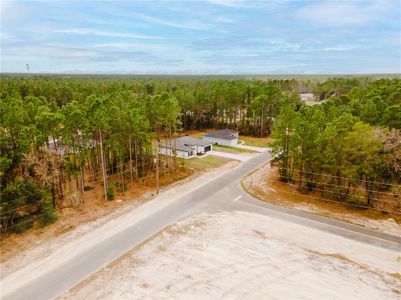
top-left (242, 163), bottom-right (401, 236)
top-left (60, 211), bottom-right (401, 300)
top-left (0, 161), bottom-right (239, 280)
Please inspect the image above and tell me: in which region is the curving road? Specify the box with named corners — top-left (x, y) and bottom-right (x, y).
top-left (2, 152), bottom-right (400, 300)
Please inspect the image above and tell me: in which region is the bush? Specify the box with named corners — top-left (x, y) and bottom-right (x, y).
top-left (1, 181), bottom-right (46, 233)
top-left (14, 216), bottom-right (34, 233)
top-left (306, 181), bottom-right (316, 191)
top-left (39, 202), bottom-right (58, 227)
top-left (107, 185), bottom-right (115, 201)
top-left (83, 185), bottom-right (94, 191)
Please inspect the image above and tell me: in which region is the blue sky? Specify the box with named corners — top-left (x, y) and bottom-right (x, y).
top-left (1, 0), bottom-right (400, 74)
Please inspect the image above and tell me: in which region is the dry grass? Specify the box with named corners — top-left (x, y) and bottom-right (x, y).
top-left (177, 155), bottom-right (233, 170)
top-left (185, 130), bottom-right (205, 139)
top-left (0, 166), bottom-right (194, 264)
top-left (0, 153), bottom-right (238, 265)
top-left (212, 144), bottom-right (256, 154)
top-left (242, 163), bottom-right (401, 227)
top-left (239, 135), bottom-right (274, 147)
top-left (390, 273), bottom-right (401, 282)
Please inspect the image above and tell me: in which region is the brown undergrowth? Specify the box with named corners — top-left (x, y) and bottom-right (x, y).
top-left (0, 167), bottom-right (194, 264)
top-left (242, 163), bottom-right (401, 234)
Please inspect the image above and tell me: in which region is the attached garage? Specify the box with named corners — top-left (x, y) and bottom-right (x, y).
top-left (158, 136), bottom-right (212, 159)
top-left (203, 129), bottom-right (239, 146)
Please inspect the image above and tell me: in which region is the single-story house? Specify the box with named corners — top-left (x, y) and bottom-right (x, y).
top-left (300, 93), bottom-right (315, 101)
top-left (159, 136), bottom-right (212, 159)
top-left (203, 129), bottom-right (239, 146)
top-left (47, 138), bottom-right (96, 155)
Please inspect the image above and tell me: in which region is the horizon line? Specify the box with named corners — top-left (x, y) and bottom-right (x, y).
top-left (2, 72), bottom-right (401, 76)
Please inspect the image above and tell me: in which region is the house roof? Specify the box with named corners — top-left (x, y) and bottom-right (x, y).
top-left (204, 129), bottom-right (238, 140)
top-left (178, 136), bottom-right (211, 147)
top-left (300, 93), bottom-right (315, 101)
top-left (160, 136), bottom-right (211, 152)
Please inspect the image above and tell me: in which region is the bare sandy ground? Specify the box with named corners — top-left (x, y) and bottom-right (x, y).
top-left (60, 211), bottom-right (401, 300)
top-left (243, 163), bottom-right (401, 236)
top-left (0, 161), bottom-right (239, 287)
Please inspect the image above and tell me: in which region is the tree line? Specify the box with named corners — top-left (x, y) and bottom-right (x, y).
top-left (271, 79), bottom-right (401, 213)
top-left (1, 75), bottom-right (399, 232)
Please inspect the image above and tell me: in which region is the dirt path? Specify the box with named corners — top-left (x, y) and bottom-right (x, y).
top-left (242, 163), bottom-right (401, 236)
top-left (59, 211), bottom-right (401, 299)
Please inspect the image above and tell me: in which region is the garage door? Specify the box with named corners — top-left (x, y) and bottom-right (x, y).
top-left (204, 145), bottom-right (211, 152)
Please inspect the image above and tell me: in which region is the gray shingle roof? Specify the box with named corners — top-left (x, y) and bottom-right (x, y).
top-left (204, 129), bottom-right (238, 140)
top-left (178, 136), bottom-right (211, 147)
top-left (160, 136), bottom-right (211, 152)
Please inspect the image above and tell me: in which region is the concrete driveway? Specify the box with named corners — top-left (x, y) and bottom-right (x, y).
top-left (235, 144), bottom-right (269, 153)
top-left (208, 150), bottom-right (253, 161)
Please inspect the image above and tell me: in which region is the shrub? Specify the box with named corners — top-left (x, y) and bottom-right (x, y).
top-left (306, 181), bottom-right (316, 191)
top-left (14, 216), bottom-right (34, 233)
top-left (1, 181), bottom-right (47, 233)
top-left (39, 202), bottom-right (58, 227)
top-left (83, 185), bottom-right (94, 191)
top-left (107, 185), bottom-right (115, 201)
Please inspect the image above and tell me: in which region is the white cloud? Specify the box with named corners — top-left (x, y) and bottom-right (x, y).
top-left (89, 42), bottom-right (181, 53)
top-left (3, 44), bottom-right (98, 59)
top-left (214, 16), bottom-right (235, 23)
top-left (1, 0), bottom-right (36, 26)
top-left (134, 12), bottom-right (209, 30)
top-left (53, 29), bottom-right (162, 40)
top-left (206, 0), bottom-right (281, 9)
top-left (295, 1), bottom-right (392, 27)
top-left (206, 0), bottom-right (243, 8)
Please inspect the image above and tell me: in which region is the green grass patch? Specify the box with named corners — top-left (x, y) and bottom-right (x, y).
top-left (213, 144), bottom-right (256, 154)
top-left (239, 135), bottom-right (274, 147)
top-left (177, 155), bottom-right (233, 170)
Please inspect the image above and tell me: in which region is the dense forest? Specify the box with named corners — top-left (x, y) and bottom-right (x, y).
top-left (272, 79), bottom-right (401, 213)
top-left (1, 76), bottom-right (400, 233)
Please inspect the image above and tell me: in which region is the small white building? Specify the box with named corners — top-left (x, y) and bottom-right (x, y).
top-left (203, 129), bottom-right (239, 146)
top-left (159, 136), bottom-right (212, 159)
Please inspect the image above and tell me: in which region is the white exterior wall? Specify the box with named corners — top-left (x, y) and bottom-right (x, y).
top-left (176, 150), bottom-right (191, 158)
top-left (196, 144), bottom-right (212, 154)
top-left (203, 136), bottom-right (238, 146)
top-left (159, 147), bottom-right (193, 159)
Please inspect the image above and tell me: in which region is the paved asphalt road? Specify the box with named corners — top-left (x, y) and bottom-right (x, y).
top-left (3, 152), bottom-right (401, 300)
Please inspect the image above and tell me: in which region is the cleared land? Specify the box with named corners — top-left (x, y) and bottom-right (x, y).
top-left (60, 211), bottom-right (401, 299)
top-left (242, 163), bottom-right (401, 236)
